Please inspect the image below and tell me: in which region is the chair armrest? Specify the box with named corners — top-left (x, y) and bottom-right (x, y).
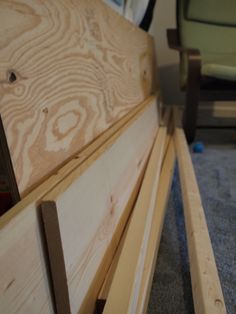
top-left (167, 29), bottom-right (201, 60)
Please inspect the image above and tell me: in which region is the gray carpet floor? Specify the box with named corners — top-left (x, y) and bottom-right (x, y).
top-left (148, 129), bottom-right (236, 314)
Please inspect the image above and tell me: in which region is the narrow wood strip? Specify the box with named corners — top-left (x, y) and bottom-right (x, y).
top-left (79, 153), bottom-right (148, 314)
top-left (97, 202), bottom-right (132, 302)
top-left (128, 109), bottom-right (170, 313)
top-left (137, 138), bottom-right (176, 313)
top-left (103, 111), bottom-right (169, 314)
top-left (40, 201), bottom-right (71, 314)
top-left (173, 108), bottom-right (227, 314)
top-left (0, 95), bottom-right (157, 228)
top-left (0, 115), bottom-right (20, 205)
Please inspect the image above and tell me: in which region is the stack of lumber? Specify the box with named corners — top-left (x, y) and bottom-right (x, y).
top-left (0, 1), bottom-right (226, 314)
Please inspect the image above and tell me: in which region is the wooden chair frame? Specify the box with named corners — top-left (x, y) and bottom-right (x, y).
top-left (167, 28), bottom-right (236, 142)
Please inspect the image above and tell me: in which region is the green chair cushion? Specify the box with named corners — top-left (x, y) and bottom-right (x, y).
top-left (202, 53), bottom-right (236, 81)
top-left (178, 0), bottom-right (236, 86)
top-left (180, 52), bottom-right (236, 88)
top-left (186, 0), bottom-right (236, 27)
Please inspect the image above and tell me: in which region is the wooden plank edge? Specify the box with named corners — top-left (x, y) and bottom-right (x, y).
top-left (128, 110), bottom-right (171, 313)
top-left (96, 136), bottom-right (176, 314)
top-left (103, 111), bottom-right (169, 314)
top-left (97, 217), bottom-right (131, 302)
top-left (79, 151), bottom-right (149, 314)
top-left (95, 202), bottom-right (132, 314)
top-left (0, 95), bottom-right (158, 228)
top-left (173, 107), bottom-right (227, 314)
top-left (137, 138), bottom-right (176, 313)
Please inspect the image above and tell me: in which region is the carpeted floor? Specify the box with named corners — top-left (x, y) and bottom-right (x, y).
top-left (148, 129), bottom-right (236, 314)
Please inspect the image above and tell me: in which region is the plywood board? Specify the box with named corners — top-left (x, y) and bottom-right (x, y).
top-left (174, 108), bottom-right (226, 314)
top-left (103, 111), bottom-right (169, 314)
top-left (0, 0), bottom-right (155, 195)
top-left (0, 98), bottom-right (159, 314)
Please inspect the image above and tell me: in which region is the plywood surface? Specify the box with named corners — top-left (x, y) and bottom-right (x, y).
top-left (0, 99), bottom-right (158, 314)
top-left (0, 0), bottom-right (155, 195)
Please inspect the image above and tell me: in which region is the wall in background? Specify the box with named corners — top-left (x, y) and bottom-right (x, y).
top-left (149, 0), bottom-right (184, 105)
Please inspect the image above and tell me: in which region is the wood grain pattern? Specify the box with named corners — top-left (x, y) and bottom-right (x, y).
top-left (174, 108), bottom-right (226, 314)
top-left (0, 95), bottom-right (156, 228)
top-left (0, 100), bottom-right (158, 314)
top-left (136, 138), bottom-right (176, 313)
top-left (42, 102), bottom-right (159, 313)
top-left (103, 111), bottom-right (169, 314)
top-left (0, 0), bottom-right (155, 195)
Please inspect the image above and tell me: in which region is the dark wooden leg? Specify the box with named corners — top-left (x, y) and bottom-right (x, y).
top-left (183, 87), bottom-right (199, 143)
top-left (182, 53), bottom-right (201, 143)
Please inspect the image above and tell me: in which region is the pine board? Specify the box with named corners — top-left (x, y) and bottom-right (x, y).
top-left (0, 99), bottom-right (159, 314)
top-left (0, 0), bottom-right (155, 195)
top-left (174, 109), bottom-right (226, 314)
top-left (41, 101), bottom-right (159, 313)
top-left (136, 138), bottom-right (175, 313)
top-left (103, 111), bottom-right (168, 314)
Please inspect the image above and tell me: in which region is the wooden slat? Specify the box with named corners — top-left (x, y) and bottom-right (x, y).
top-left (173, 108), bottom-right (227, 314)
top-left (103, 111), bottom-right (169, 314)
top-left (41, 102), bottom-right (159, 313)
top-left (97, 137), bottom-right (176, 314)
top-left (96, 203), bottom-right (132, 306)
top-left (136, 138), bottom-right (176, 313)
top-left (41, 201), bottom-right (71, 314)
top-left (0, 0), bottom-right (155, 195)
top-left (80, 160), bottom-right (146, 314)
top-left (0, 98), bottom-right (158, 314)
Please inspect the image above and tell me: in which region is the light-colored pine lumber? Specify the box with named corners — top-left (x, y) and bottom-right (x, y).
top-left (0, 98), bottom-right (158, 314)
top-left (97, 203), bottom-right (132, 303)
top-left (136, 138), bottom-right (176, 314)
top-left (41, 101), bottom-right (159, 314)
top-left (0, 0), bottom-right (155, 195)
top-left (173, 108), bottom-right (227, 314)
top-left (0, 95), bottom-right (156, 228)
top-left (79, 160), bottom-right (145, 314)
top-left (98, 136), bottom-right (176, 314)
top-left (103, 110), bottom-right (169, 314)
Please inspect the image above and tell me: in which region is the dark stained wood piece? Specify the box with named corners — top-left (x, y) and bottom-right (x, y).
top-left (0, 115), bottom-right (20, 206)
top-left (167, 28), bottom-right (236, 142)
top-left (41, 201), bottom-right (71, 314)
top-left (95, 299), bottom-right (106, 314)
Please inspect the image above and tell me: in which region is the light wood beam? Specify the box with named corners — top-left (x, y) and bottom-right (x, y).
top-left (174, 108), bottom-right (227, 314)
top-left (103, 110), bottom-right (169, 314)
